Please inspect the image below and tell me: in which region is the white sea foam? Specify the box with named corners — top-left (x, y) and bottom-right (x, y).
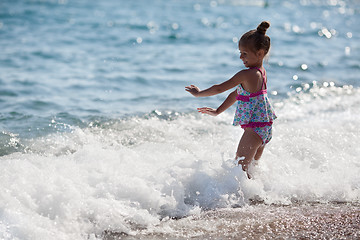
top-left (0, 86), bottom-right (359, 239)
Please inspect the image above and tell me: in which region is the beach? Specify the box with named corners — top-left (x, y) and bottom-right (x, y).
top-left (104, 203), bottom-right (360, 239)
top-left (1, 0), bottom-right (359, 239)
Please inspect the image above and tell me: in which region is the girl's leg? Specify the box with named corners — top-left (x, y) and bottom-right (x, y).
top-left (236, 128), bottom-right (263, 173)
top-left (254, 144), bottom-right (265, 160)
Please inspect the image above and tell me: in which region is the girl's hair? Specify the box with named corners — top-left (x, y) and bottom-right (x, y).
top-left (239, 21), bottom-right (271, 55)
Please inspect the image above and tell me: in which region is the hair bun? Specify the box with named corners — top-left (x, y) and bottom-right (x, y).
top-left (256, 21), bottom-right (270, 35)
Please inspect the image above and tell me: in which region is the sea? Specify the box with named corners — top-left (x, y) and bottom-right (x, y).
top-left (0, 0), bottom-right (359, 239)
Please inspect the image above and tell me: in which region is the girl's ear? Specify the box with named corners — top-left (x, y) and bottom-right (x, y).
top-left (257, 49), bottom-right (265, 58)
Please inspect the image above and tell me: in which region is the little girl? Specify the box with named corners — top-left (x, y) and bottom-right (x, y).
top-left (185, 21), bottom-right (277, 177)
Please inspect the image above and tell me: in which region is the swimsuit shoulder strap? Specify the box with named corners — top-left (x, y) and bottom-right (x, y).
top-left (250, 67), bottom-right (267, 90)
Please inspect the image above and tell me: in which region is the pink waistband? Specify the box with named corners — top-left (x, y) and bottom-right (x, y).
top-left (241, 122), bottom-right (273, 128)
top-left (236, 90), bottom-right (267, 102)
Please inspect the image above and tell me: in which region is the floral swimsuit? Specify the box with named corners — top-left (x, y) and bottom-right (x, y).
top-left (233, 67), bottom-right (277, 144)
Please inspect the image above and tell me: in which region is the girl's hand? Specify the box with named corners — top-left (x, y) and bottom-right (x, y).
top-left (185, 85), bottom-right (201, 97)
top-left (197, 107), bottom-right (219, 116)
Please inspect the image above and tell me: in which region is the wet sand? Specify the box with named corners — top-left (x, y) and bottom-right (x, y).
top-left (104, 203), bottom-right (360, 239)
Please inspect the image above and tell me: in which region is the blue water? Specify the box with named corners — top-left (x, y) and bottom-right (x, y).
top-left (1, 0), bottom-right (359, 239)
top-left (1, 0), bottom-right (359, 137)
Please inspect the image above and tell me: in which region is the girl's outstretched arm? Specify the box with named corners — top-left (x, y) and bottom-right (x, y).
top-left (185, 71), bottom-right (245, 97)
top-left (198, 90), bottom-right (237, 116)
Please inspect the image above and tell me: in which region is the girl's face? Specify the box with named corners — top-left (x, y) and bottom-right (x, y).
top-left (238, 44), bottom-right (263, 68)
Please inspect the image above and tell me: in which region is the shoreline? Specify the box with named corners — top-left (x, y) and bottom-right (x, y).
top-left (104, 203), bottom-right (360, 240)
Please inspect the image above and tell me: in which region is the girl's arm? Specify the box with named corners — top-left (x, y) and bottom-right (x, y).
top-left (185, 70), bottom-right (245, 97)
top-left (197, 90), bottom-right (238, 116)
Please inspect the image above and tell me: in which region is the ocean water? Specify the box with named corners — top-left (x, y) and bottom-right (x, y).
top-left (1, 0), bottom-right (359, 239)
